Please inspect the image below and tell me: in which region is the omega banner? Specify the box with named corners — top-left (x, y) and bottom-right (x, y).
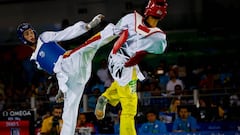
top-left (0, 110), bottom-right (34, 135)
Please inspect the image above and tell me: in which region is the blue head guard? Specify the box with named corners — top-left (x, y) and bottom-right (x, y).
top-left (17, 23), bottom-right (37, 45)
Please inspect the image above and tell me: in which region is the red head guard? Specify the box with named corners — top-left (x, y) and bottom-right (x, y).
top-left (144, 0), bottom-right (168, 20)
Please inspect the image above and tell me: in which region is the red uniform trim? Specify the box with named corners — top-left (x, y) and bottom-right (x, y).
top-left (63, 33), bottom-right (101, 58)
top-left (112, 29), bottom-right (128, 54)
top-left (138, 25), bottom-right (150, 33)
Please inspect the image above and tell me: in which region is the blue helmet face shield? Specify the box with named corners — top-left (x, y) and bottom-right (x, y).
top-left (17, 23), bottom-right (37, 45)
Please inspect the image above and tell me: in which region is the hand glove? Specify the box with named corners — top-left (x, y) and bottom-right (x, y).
top-left (55, 90), bottom-right (64, 103)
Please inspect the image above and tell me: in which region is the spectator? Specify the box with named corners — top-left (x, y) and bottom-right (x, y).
top-left (161, 98), bottom-right (181, 123)
top-left (96, 116), bottom-right (115, 134)
top-left (174, 85), bottom-right (192, 105)
top-left (172, 105), bottom-right (198, 132)
top-left (166, 68), bottom-right (184, 95)
top-left (140, 81), bottom-right (152, 106)
top-left (155, 60), bottom-right (169, 91)
top-left (148, 80), bottom-right (159, 96)
top-left (40, 105), bottom-right (63, 135)
top-left (113, 110), bottom-right (121, 134)
top-left (90, 74), bottom-right (105, 94)
top-left (150, 83), bottom-right (170, 109)
top-left (209, 99), bottom-right (225, 120)
top-left (138, 109), bottom-right (167, 134)
top-left (76, 113), bottom-right (95, 134)
top-left (168, 98), bottom-right (181, 114)
top-left (229, 94), bottom-right (240, 107)
top-left (173, 84), bottom-right (183, 96)
top-left (87, 88), bottom-right (101, 111)
top-left (96, 59), bottom-right (113, 89)
top-left (176, 55), bottom-right (188, 88)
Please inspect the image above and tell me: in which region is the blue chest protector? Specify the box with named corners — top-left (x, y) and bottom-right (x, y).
top-left (36, 42), bottom-right (66, 74)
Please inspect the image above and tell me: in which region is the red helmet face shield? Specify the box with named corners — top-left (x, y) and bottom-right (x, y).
top-left (144, 0), bottom-right (168, 20)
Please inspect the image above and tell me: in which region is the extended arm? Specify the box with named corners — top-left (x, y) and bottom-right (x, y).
top-left (124, 51), bottom-right (148, 67)
top-left (40, 14), bottom-right (104, 43)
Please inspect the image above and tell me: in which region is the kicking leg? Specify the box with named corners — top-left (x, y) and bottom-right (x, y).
top-left (60, 88), bottom-right (83, 135)
top-left (86, 14), bottom-right (105, 30)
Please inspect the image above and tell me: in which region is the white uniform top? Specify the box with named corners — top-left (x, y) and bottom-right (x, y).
top-left (30, 21), bottom-right (88, 68)
top-left (108, 11), bottom-right (167, 86)
top-left (30, 21), bottom-right (117, 93)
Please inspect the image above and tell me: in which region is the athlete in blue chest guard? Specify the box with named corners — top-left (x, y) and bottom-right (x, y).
top-left (17, 14), bottom-right (118, 135)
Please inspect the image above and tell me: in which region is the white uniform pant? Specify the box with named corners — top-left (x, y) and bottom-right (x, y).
top-left (53, 23), bottom-right (117, 135)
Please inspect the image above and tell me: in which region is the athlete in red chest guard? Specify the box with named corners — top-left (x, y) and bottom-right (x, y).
top-left (95, 0), bottom-right (168, 135)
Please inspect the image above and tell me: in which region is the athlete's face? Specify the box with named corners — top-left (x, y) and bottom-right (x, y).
top-left (23, 29), bottom-right (36, 44)
top-left (146, 16), bottom-right (160, 27)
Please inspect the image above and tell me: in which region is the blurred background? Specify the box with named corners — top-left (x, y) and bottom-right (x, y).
top-left (0, 0), bottom-right (240, 135)
top-left (0, 0), bottom-right (240, 43)
top-left (1, 0), bottom-right (240, 67)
